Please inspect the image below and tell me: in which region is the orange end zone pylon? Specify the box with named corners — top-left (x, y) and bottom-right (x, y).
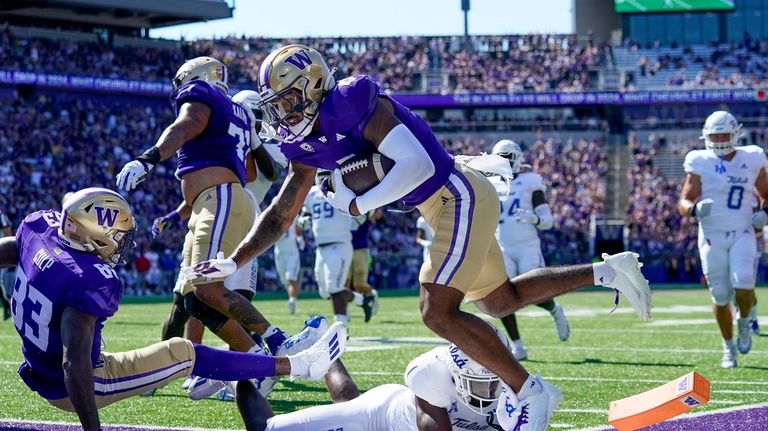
top-left (608, 371), bottom-right (711, 431)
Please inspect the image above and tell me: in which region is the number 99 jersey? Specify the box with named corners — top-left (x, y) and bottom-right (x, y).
top-left (684, 145), bottom-right (765, 232)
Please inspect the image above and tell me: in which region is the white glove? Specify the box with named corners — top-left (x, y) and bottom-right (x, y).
top-left (116, 160), bottom-right (153, 191)
top-left (495, 382), bottom-right (524, 431)
top-left (753, 209), bottom-right (768, 229)
top-left (513, 208), bottom-right (540, 225)
top-left (324, 170), bottom-right (356, 215)
top-left (690, 198), bottom-right (714, 218)
top-left (181, 251), bottom-right (238, 281)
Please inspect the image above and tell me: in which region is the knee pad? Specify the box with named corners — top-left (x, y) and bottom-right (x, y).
top-left (710, 286), bottom-right (734, 307)
top-left (183, 293), bottom-right (228, 333)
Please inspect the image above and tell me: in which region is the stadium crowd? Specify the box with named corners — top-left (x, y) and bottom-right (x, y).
top-left (0, 87), bottom-right (613, 294)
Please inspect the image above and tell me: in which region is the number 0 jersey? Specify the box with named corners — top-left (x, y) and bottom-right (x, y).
top-left (12, 210), bottom-right (122, 399)
top-left (683, 145), bottom-right (766, 232)
top-left (489, 172), bottom-right (546, 248)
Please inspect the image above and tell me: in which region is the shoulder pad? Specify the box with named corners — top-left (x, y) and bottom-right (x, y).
top-left (320, 75), bottom-right (379, 135)
top-left (404, 347), bottom-right (455, 408)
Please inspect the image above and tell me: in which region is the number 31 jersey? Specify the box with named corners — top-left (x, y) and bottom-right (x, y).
top-left (12, 210), bottom-right (122, 399)
top-left (683, 145), bottom-right (766, 232)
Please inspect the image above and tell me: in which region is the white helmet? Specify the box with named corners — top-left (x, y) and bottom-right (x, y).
top-left (492, 139), bottom-right (524, 174)
top-left (444, 325), bottom-right (511, 415)
top-left (701, 111), bottom-right (742, 157)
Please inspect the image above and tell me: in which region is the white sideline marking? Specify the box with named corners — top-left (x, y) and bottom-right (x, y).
top-left (569, 402), bottom-right (768, 431)
top-left (0, 419), bottom-right (232, 431)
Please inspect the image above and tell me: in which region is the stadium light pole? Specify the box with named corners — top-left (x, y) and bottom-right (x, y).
top-left (461, 0), bottom-right (470, 47)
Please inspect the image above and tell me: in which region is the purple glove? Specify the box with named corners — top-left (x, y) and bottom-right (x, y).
top-left (152, 210), bottom-right (181, 238)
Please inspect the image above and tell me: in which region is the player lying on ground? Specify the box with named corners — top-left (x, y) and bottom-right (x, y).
top-left (184, 45), bottom-right (652, 431)
top-left (0, 187), bottom-right (347, 431)
top-left (235, 323), bottom-right (555, 431)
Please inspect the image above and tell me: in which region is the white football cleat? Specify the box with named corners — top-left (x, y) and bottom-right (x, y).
top-left (513, 346), bottom-right (528, 361)
top-left (276, 315), bottom-right (330, 357)
top-left (288, 321), bottom-right (347, 381)
top-left (721, 347), bottom-right (737, 369)
top-left (181, 376), bottom-right (195, 390)
top-left (187, 376), bottom-right (228, 400)
top-left (551, 303), bottom-right (570, 342)
top-left (495, 375), bottom-right (562, 431)
top-left (215, 386), bottom-right (235, 402)
top-left (602, 252), bottom-right (652, 321)
top-left (737, 318), bottom-right (752, 354)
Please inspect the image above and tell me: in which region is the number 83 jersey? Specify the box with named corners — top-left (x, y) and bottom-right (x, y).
top-left (684, 145), bottom-right (766, 232)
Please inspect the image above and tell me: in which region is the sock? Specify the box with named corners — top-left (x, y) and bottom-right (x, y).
top-left (513, 339), bottom-right (525, 352)
top-left (288, 354), bottom-right (309, 378)
top-left (264, 326), bottom-right (287, 353)
top-left (723, 338), bottom-right (736, 352)
top-left (288, 297), bottom-right (296, 304)
top-left (352, 292), bottom-right (364, 306)
top-left (334, 314), bottom-right (349, 323)
top-left (537, 299), bottom-right (556, 313)
top-left (593, 262), bottom-right (616, 286)
top-left (516, 374), bottom-right (542, 399)
top-left (192, 343), bottom-right (276, 381)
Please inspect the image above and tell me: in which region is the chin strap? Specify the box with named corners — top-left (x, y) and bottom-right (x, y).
top-left (609, 289), bottom-right (620, 314)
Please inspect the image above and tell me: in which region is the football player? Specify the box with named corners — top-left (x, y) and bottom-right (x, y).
top-left (185, 45), bottom-right (651, 430)
top-left (678, 110), bottom-right (768, 368)
top-left (415, 215), bottom-right (433, 262)
top-left (236, 323), bottom-right (560, 431)
top-left (346, 209), bottom-right (382, 318)
top-left (0, 208), bottom-right (12, 320)
top-left (489, 140), bottom-right (570, 360)
top-left (302, 170), bottom-right (374, 323)
top-left (0, 187), bottom-right (347, 431)
top-left (274, 215), bottom-right (304, 314)
top-left (115, 57), bottom-right (291, 358)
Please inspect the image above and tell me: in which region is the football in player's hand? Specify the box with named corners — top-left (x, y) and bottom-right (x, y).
top-left (329, 153), bottom-right (395, 195)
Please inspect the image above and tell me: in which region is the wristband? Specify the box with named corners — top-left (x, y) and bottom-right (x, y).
top-left (137, 146), bottom-right (161, 166)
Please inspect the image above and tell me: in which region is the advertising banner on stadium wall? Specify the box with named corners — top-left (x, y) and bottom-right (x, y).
top-left (0, 70), bottom-right (764, 106)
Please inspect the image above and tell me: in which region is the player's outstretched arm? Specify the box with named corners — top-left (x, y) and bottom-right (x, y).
top-left (0, 236), bottom-right (18, 268)
top-left (414, 396), bottom-right (452, 431)
top-left (237, 161), bottom-right (316, 266)
top-left (61, 307), bottom-right (100, 431)
top-left (116, 102), bottom-right (210, 191)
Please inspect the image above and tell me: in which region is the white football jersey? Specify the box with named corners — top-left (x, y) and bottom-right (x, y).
top-left (404, 347), bottom-right (500, 431)
top-left (490, 172), bottom-right (546, 247)
top-left (684, 145), bottom-right (766, 232)
top-left (303, 185), bottom-right (355, 245)
top-left (275, 216), bottom-right (299, 255)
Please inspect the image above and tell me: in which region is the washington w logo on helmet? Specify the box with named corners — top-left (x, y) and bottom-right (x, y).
top-left (95, 207), bottom-right (120, 227)
top-left (284, 51), bottom-right (313, 70)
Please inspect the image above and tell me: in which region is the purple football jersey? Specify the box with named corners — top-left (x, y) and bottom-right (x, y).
top-left (280, 75), bottom-right (454, 206)
top-left (173, 81), bottom-right (251, 185)
top-left (11, 210), bottom-right (122, 400)
top-left (351, 219), bottom-right (371, 250)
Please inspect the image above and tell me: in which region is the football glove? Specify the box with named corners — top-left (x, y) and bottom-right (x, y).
top-left (116, 160), bottom-right (154, 191)
top-left (152, 211), bottom-right (181, 238)
top-left (753, 209), bottom-right (768, 229)
top-left (181, 252), bottom-right (238, 281)
top-left (323, 170), bottom-right (356, 215)
top-left (513, 208), bottom-right (540, 225)
top-left (689, 198), bottom-right (714, 218)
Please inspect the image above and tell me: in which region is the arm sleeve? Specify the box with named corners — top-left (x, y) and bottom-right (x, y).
top-left (355, 124), bottom-right (436, 213)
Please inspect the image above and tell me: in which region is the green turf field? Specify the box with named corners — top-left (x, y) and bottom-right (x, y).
top-left (614, 0), bottom-right (734, 13)
top-left (1, 287), bottom-right (766, 430)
